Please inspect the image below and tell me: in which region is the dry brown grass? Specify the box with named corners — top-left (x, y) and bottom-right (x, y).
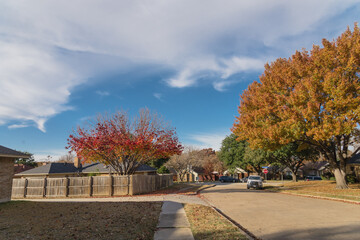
top-left (0, 201), bottom-right (161, 240)
top-left (184, 204), bottom-right (247, 240)
top-left (267, 181), bottom-right (360, 202)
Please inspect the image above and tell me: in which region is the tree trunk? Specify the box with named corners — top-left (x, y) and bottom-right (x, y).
top-left (291, 170), bottom-right (297, 182)
top-left (334, 168), bottom-right (348, 189)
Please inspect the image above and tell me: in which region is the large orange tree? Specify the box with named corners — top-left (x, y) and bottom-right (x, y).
top-left (233, 25), bottom-right (360, 189)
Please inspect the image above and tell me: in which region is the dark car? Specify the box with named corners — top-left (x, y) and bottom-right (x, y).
top-left (240, 177), bottom-right (248, 183)
top-left (305, 176), bottom-right (322, 181)
top-left (219, 176), bottom-right (239, 183)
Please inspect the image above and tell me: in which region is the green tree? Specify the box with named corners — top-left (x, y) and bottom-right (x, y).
top-left (269, 143), bottom-right (319, 182)
top-left (15, 151), bottom-right (36, 167)
top-left (243, 146), bottom-right (269, 174)
top-left (218, 134), bottom-right (247, 170)
top-left (148, 158), bottom-right (169, 169)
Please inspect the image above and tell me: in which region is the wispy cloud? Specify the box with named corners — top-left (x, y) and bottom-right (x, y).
top-left (0, 0), bottom-right (356, 130)
top-left (96, 90), bottom-right (110, 96)
top-left (186, 131), bottom-right (230, 151)
top-left (153, 93), bottom-right (162, 100)
top-left (0, 40), bottom-right (80, 132)
top-left (33, 149), bottom-right (69, 162)
top-left (8, 124), bottom-right (30, 129)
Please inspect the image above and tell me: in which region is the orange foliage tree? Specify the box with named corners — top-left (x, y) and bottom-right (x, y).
top-left (67, 109), bottom-right (183, 175)
top-left (233, 25), bottom-right (360, 189)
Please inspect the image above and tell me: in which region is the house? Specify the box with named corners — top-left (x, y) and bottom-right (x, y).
top-left (0, 145), bottom-right (29, 203)
top-left (298, 161), bottom-right (330, 178)
top-left (15, 158), bottom-right (157, 178)
top-left (223, 167), bottom-right (248, 179)
top-left (14, 164), bottom-right (35, 174)
top-left (347, 153), bottom-right (360, 181)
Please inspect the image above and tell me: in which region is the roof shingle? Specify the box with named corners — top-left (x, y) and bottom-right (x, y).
top-left (0, 145), bottom-right (30, 158)
top-left (16, 162), bottom-right (157, 175)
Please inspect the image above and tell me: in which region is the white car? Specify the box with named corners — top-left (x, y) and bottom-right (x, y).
top-left (247, 175), bottom-right (263, 189)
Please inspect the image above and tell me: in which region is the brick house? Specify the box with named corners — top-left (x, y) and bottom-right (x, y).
top-left (0, 145), bottom-right (29, 203)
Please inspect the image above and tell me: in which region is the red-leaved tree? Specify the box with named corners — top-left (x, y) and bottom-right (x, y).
top-left (67, 108), bottom-right (183, 175)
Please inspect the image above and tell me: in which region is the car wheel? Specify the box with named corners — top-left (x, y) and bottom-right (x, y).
top-left (247, 186), bottom-right (250, 189)
top-left (220, 180), bottom-right (224, 183)
top-left (233, 180), bottom-right (235, 183)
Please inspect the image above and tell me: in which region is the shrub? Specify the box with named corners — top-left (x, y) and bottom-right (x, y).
top-left (157, 166), bottom-right (170, 174)
top-left (346, 174), bottom-right (357, 184)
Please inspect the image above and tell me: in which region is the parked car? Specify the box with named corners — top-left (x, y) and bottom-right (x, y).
top-left (247, 175), bottom-right (263, 189)
top-left (219, 176), bottom-right (239, 183)
top-left (305, 176), bottom-right (322, 181)
top-left (240, 177), bottom-right (248, 183)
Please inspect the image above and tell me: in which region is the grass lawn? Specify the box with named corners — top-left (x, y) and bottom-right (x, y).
top-left (184, 204), bottom-right (247, 240)
top-left (265, 181), bottom-right (360, 202)
top-left (0, 201), bottom-right (162, 240)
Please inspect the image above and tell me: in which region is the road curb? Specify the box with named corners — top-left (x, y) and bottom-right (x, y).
top-left (278, 191), bottom-right (360, 205)
top-left (198, 185), bottom-right (260, 240)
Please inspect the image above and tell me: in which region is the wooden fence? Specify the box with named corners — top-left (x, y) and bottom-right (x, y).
top-left (12, 174), bottom-right (173, 199)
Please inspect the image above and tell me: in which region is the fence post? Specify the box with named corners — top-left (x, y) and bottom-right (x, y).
top-left (89, 176), bottom-right (93, 197)
top-left (43, 177), bottom-right (47, 198)
top-left (108, 175), bottom-right (113, 196)
top-left (65, 177), bottom-right (69, 197)
top-left (24, 178), bottom-right (28, 198)
top-left (127, 175), bottom-right (130, 195)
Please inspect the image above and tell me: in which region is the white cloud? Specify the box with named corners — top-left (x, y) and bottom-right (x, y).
top-left (8, 124), bottom-right (30, 129)
top-left (187, 131), bottom-right (230, 151)
top-left (0, 40), bottom-right (80, 132)
top-left (0, 0), bottom-right (357, 129)
top-left (33, 149), bottom-right (68, 162)
top-left (96, 90), bottom-right (110, 96)
top-left (167, 56), bottom-right (265, 89)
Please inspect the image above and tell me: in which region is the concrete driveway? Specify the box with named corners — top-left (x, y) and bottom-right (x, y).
top-left (201, 183), bottom-right (360, 240)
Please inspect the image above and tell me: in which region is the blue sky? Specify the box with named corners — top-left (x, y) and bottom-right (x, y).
top-left (0, 1), bottom-right (360, 161)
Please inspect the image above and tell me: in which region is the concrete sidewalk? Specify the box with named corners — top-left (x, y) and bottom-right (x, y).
top-left (154, 201), bottom-right (194, 240)
top-left (16, 194), bottom-right (208, 205)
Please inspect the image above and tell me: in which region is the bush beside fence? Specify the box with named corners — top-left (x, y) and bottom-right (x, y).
top-left (12, 174), bottom-right (173, 199)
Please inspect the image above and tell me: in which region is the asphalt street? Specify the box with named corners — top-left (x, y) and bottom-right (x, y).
top-left (201, 183), bottom-right (360, 240)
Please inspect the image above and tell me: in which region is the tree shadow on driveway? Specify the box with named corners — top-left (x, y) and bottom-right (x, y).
top-left (201, 187), bottom-right (274, 194)
top-left (262, 224), bottom-right (360, 240)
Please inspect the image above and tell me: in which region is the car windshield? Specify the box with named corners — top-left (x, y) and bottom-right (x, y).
top-left (249, 176), bottom-right (261, 180)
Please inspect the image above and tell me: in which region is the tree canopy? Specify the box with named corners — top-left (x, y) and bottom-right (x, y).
top-left (269, 142), bottom-right (319, 181)
top-left (233, 24), bottom-right (360, 188)
top-left (218, 134), bottom-right (247, 169)
top-left (67, 108), bottom-right (183, 175)
top-left (243, 146), bottom-right (269, 174)
top-left (15, 151), bottom-right (37, 167)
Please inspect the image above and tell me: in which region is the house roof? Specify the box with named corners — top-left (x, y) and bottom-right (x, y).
top-left (348, 153), bottom-right (360, 165)
top-left (0, 145), bottom-right (30, 158)
top-left (299, 161), bottom-right (329, 171)
top-left (16, 162), bottom-right (156, 176)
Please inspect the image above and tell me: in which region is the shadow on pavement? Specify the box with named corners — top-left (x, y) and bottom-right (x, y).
top-left (202, 187), bottom-right (274, 194)
top-left (262, 224), bottom-right (360, 240)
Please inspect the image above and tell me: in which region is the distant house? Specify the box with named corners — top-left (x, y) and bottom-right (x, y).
top-left (14, 164), bottom-right (35, 174)
top-left (15, 158), bottom-right (157, 178)
top-left (223, 167), bottom-right (248, 179)
top-left (347, 153), bottom-right (360, 181)
top-left (0, 145), bottom-right (29, 203)
top-left (298, 161), bottom-right (330, 178)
